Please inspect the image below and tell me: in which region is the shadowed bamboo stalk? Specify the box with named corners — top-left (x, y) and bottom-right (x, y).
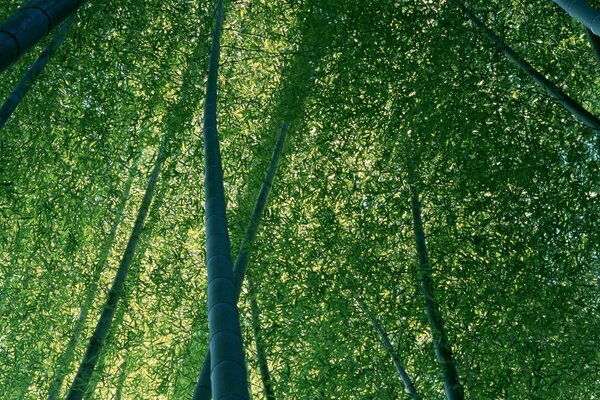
top-left (408, 162), bottom-right (464, 400)
top-left (200, 0), bottom-right (249, 398)
top-left (553, 0), bottom-right (600, 35)
top-left (456, 1), bottom-right (600, 137)
top-left (193, 122), bottom-right (288, 400)
top-left (46, 156), bottom-right (139, 400)
top-left (552, 0), bottom-right (600, 64)
top-left (83, 175), bottom-right (170, 400)
top-left (585, 28), bottom-right (600, 64)
top-left (84, 181), bottom-right (169, 399)
top-left (0, 16), bottom-right (76, 130)
top-left (248, 274), bottom-right (276, 400)
top-left (0, 0), bottom-right (86, 73)
top-left (353, 294), bottom-right (421, 400)
top-left (65, 137), bottom-right (169, 400)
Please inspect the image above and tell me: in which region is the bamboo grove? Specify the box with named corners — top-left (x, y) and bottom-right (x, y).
top-left (0, 0), bottom-right (598, 399)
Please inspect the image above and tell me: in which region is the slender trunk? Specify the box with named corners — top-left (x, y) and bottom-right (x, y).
top-left (46, 157), bottom-right (139, 400)
top-left (83, 292), bottom-right (137, 400)
top-left (456, 1), bottom-right (600, 136)
top-left (248, 274), bottom-right (276, 400)
top-left (193, 123), bottom-right (288, 400)
top-left (353, 295), bottom-right (421, 400)
top-left (83, 296), bottom-right (127, 400)
top-left (553, 0), bottom-right (600, 35)
top-left (114, 353), bottom-right (129, 400)
top-left (585, 28), bottom-right (600, 65)
top-left (201, 0), bottom-right (249, 398)
top-left (83, 167), bottom-right (168, 400)
top-left (163, 44), bottom-right (212, 400)
top-left (0, 16), bottom-right (75, 130)
top-left (232, 123), bottom-right (288, 300)
top-left (553, 0), bottom-right (600, 64)
top-left (408, 164), bottom-right (464, 400)
top-left (65, 138), bottom-right (168, 400)
top-left (0, 0), bottom-right (86, 73)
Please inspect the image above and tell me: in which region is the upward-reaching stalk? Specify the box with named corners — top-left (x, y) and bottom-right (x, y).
top-left (551, 0), bottom-right (600, 65)
top-left (456, 1), bottom-right (600, 137)
top-left (200, 0), bottom-right (249, 398)
top-left (193, 122), bottom-right (288, 400)
top-left (232, 123), bottom-right (288, 300)
top-left (0, 16), bottom-right (76, 131)
top-left (0, 0), bottom-right (86, 73)
top-left (585, 28), bottom-right (600, 65)
top-left (83, 178), bottom-right (169, 400)
top-left (248, 274), bottom-right (276, 400)
top-left (552, 0), bottom-right (600, 35)
top-left (46, 156), bottom-right (139, 400)
top-left (408, 163), bottom-right (464, 400)
top-left (65, 137), bottom-right (168, 400)
top-left (353, 294), bottom-right (421, 400)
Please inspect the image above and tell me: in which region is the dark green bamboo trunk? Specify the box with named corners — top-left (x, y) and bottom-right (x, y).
top-left (232, 123), bottom-right (288, 300)
top-left (200, 0), bottom-right (249, 398)
top-left (585, 29), bottom-right (600, 65)
top-left (0, 0), bottom-right (86, 73)
top-left (456, 1), bottom-right (600, 136)
top-left (248, 274), bottom-right (276, 400)
top-left (353, 295), bottom-right (421, 400)
top-left (158, 41), bottom-right (212, 400)
top-left (553, 0), bottom-right (600, 35)
top-left (408, 166), bottom-right (464, 400)
top-left (83, 146), bottom-right (172, 400)
top-left (65, 139), bottom-right (168, 400)
top-left (0, 16), bottom-right (75, 130)
top-left (46, 157), bottom-right (138, 400)
top-left (193, 123), bottom-right (288, 400)
top-left (552, 0), bottom-right (600, 64)
top-left (83, 294), bottom-right (129, 400)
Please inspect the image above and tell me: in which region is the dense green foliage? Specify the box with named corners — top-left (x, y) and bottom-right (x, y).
top-left (0, 0), bottom-right (598, 399)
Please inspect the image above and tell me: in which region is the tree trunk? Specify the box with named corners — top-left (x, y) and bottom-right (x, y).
top-left (201, 0), bottom-right (249, 398)
top-left (65, 137), bottom-right (168, 400)
top-left (408, 164), bottom-right (464, 400)
top-left (0, 16), bottom-right (75, 130)
top-left (193, 122), bottom-right (288, 400)
top-left (82, 138), bottom-right (173, 400)
top-left (353, 295), bottom-right (421, 400)
top-left (553, 0), bottom-right (600, 35)
top-left (0, 0), bottom-right (86, 73)
top-left (456, 1), bottom-right (600, 136)
top-left (83, 294), bottom-right (128, 400)
top-left (248, 274), bottom-right (276, 400)
top-left (46, 156), bottom-right (138, 400)
top-left (585, 28), bottom-right (600, 65)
